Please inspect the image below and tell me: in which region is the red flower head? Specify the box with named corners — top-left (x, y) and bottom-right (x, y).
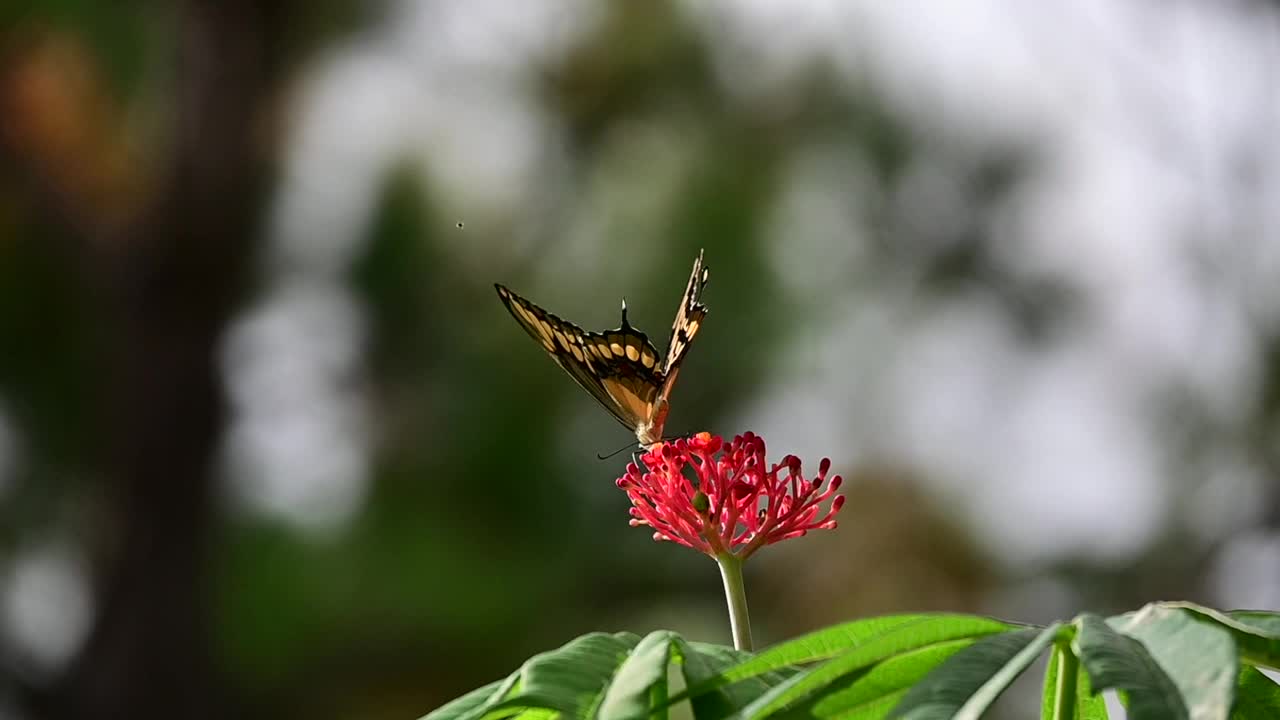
top-left (616, 432), bottom-right (845, 560)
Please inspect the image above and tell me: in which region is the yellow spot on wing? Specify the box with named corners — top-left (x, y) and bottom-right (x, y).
top-left (610, 342), bottom-right (624, 356)
top-left (625, 345), bottom-right (640, 362)
top-left (641, 349), bottom-right (655, 368)
top-left (521, 305), bottom-right (540, 327)
top-left (571, 344), bottom-right (584, 362)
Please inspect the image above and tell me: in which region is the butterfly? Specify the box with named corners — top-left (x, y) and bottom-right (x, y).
top-left (495, 250), bottom-right (709, 448)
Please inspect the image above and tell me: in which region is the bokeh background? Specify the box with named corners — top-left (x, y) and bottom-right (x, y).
top-left (2, 1), bottom-right (1279, 718)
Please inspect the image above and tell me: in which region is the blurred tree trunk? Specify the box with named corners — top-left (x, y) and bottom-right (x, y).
top-left (43, 1), bottom-right (283, 718)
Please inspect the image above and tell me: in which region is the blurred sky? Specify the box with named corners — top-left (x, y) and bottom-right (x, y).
top-left (3, 0), bottom-right (1280, 718)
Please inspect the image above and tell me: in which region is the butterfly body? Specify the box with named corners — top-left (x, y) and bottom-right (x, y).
top-left (495, 251), bottom-right (709, 448)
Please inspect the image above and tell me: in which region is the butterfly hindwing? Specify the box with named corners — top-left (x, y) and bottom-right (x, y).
top-left (585, 326), bottom-right (664, 427)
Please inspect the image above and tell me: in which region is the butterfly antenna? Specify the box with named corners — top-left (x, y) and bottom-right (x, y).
top-left (597, 439), bottom-right (641, 461)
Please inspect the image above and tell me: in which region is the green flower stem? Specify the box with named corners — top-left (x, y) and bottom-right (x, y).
top-left (715, 553), bottom-right (753, 651)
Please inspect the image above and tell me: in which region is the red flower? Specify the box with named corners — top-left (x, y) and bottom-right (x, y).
top-left (616, 432), bottom-right (845, 559)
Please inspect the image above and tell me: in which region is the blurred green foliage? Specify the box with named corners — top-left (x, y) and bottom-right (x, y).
top-left (5, 2), bottom-right (1278, 720)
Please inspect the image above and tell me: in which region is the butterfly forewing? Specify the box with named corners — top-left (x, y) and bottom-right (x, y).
top-left (494, 283), bottom-right (665, 433)
top-left (657, 250), bottom-right (710, 398)
top-left (494, 251), bottom-right (709, 446)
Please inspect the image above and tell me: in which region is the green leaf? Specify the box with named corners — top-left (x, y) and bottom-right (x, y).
top-left (599, 631), bottom-right (677, 720)
top-left (1075, 613), bottom-right (1187, 720)
top-left (1232, 666), bottom-right (1280, 719)
top-left (730, 616), bottom-right (1015, 720)
top-left (1042, 645), bottom-right (1064, 720)
top-left (1228, 612), bottom-right (1280, 638)
top-left (682, 641), bottom-right (759, 675)
top-left (1075, 662), bottom-right (1108, 720)
top-left (1109, 605), bottom-right (1237, 720)
top-left (485, 709), bottom-right (558, 720)
top-left (716, 615), bottom-right (1011, 690)
top-left (1042, 642), bottom-right (1108, 720)
top-left (419, 676), bottom-right (514, 720)
top-left (1160, 603), bottom-right (1280, 669)
top-left (798, 639), bottom-right (973, 720)
top-left (519, 632), bottom-right (643, 716)
top-left (460, 632), bottom-right (643, 720)
top-left (678, 641), bottom-right (795, 719)
top-left (889, 624), bottom-right (1061, 720)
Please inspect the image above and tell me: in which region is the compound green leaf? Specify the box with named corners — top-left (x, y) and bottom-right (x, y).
top-left (729, 616), bottom-right (1014, 720)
